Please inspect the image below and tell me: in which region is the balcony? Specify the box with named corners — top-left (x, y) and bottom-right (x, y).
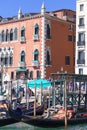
top-left (77, 59), bottom-right (85, 64)
top-left (20, 36), bottom-right (26, 43)
top-left (18, 61), bottom-right (26, 68)
top-left (33, 34), bottom-right (39, 41)
top-left (77, 41), bottom-right (85, 46)
top-left (32, 60), bottom-right (39, 67)
top-left (78, 24), bottom-right (85, 28)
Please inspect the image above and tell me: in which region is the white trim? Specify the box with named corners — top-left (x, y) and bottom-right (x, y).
top-left (41, 15), bottom-right (46, 78)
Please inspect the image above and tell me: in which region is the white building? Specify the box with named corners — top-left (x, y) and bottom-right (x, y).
top-left (75, 0), bottom-right (87, 74)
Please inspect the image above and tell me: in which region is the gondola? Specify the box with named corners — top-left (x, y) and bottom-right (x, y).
top-left (0, 116), bottom-right (19, 127)
top-left (0, 98), bottom-right (19, 127)
top-left (23, 103), bottom-right (44, 115)
top-left (21, 114), bottom-right (87, 128)
top-left (21, 107), bottom-right (87, 128)
top-left (8, 102), bottom-right (44, 121)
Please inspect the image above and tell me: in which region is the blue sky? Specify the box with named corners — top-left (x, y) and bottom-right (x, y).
top-left (0, 0), bottom-right (76, 18)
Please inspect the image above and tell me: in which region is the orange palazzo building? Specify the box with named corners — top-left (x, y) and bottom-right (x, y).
top-left (0, 3), bottom-right (76, 82)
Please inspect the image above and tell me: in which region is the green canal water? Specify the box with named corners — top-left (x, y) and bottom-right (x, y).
top-left (0, 122), bottom-right (87, 130)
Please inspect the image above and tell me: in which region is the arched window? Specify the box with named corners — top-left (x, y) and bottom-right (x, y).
top-left (14, 28), bottom-right (18, 40)
top-left (21, 26), bottom-right (25, 37)
top-left (36, 71), bottom-right (40, 79)
top-left (34, 24), bottom-right (39, 35)
top-left (9, 52), bottom-right (13, 66)
top-left (2, 30), bottom-right (5, 42)
top-left (6, 29), bottom-right (9, 42)
top-left (10, 29), bottom-right (13, 41)
top-left (33, 24), bottom-right (39, 40)
top-left (5, 52), bottom-right (8, 65)
top-left (1, 53), bottom-right (5, 65)
top-left (34, 49), bottom-right (39, 61)
top-left (46, 24), bottom-right (51, 39)
top-left (20, 51), bottom-right (25, 62)
top-left (20, 26), bottom-right (26, 42)
top-left (46, 50), bottom-right (51, 65)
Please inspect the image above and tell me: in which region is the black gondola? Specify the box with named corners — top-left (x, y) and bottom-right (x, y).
top-left (0, 99), bottom-right (19, 127)
top-left (21, 115), bottom-right (87, 128)
top-left (9, 102), bottom-right (44, 121)
top-left (0, 117), bottom-right (19, 127)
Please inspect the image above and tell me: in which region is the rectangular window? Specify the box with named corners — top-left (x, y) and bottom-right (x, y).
top-left (77, 51), bottom-right (85, 64)
top-left (79, 18), bottom-right (84, 26)
top-left (46, 24), bottom-right (51, 39)
top-left (78, 51), bottom-right (85, 60)
top-left (68, 35), bottom-right (72, 41)
top-left (65, 56), bottom-right (70, 65)
top-left (80, 4), bottom-right (84, 11)
top-left (5, 57), bottom-right (8, 65)
top-left (9, 57), bottom-right (13, 66)
top-left (36, 71), bottom-right (40, 79)
top-left (79, 68), bottom-right (83, 74)
top-left (11, 72), bottom-right (14, 79)
top-left (78, 33), bottom-right (85, 42)
top-left (69, 24), bottom-right (73, 31)
top-left (30, 71), bottom-right (33, 80)
top-left (16, 72), bottom-right (20, 79)
top-left (1, 57), bottom-right (4, 64)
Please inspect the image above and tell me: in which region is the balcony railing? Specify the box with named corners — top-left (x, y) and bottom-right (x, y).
top-left (20, 36), bottom-right (26, 43)
top-left (78, 24), bottom-right (85, 28)
top-left (33, 34), bottom-right (39, 41)
top-left (77, 41), bottom-right (85, 46)
top-left (18, 61), bottom-right (26, 68)
top-left (77, 59), bottom-right (85, 64)
top-left (32, 60), bottom-right (39, 67)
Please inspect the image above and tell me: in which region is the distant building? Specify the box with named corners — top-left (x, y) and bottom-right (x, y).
top-left (0, 3), bottom-right (76, 81)
top-left (75, 0), bottom-right (86, 74)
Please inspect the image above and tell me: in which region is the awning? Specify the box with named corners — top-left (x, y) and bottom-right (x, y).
top-left (16, 68), bottom-right (28, 72)
top-left (27, 79), bottom-right (51, 89)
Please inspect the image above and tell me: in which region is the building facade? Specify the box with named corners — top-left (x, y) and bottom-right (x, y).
top-left (75, 0), bottom-right (87, 74)
top-left (0, 4), bottom-right (76, 82)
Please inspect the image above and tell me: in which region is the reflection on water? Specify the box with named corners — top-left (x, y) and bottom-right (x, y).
top-left (0, 122), bottom-right (87, 130)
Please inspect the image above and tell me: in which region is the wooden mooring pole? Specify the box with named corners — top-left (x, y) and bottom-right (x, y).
top-left (34, 83), bottom-right (36, 117)
top-left (64, 79), bottom-right (68, 130)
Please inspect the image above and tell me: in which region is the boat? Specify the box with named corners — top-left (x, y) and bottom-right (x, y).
top-left (8, 101), bottom-right (44, 120)
top-left (21, 115), bottom-right (87, 128)
top-left (20, 107), bottom-right (87, 128)
top-left (0, 95), bottom-right (19, 127)
top-left (17, 102), bottom-right (44, 116)
top-left (0, 117), bottom-right (19, 127)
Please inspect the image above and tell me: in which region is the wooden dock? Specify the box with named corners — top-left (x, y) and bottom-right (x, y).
top-left (51, 73), bottom-right (87, 109)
